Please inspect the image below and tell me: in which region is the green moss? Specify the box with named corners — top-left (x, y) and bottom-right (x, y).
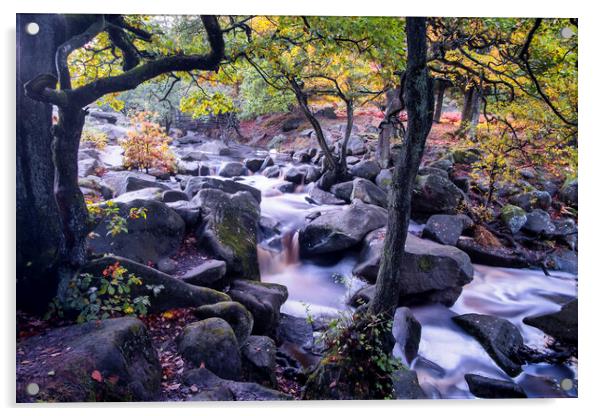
top-left (417, 256), bottom-right (434, 272)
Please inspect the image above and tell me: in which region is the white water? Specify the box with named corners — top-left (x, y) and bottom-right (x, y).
top-left (240, 166), bottom-right (578, 399)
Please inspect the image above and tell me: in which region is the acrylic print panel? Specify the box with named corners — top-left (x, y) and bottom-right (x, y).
top-left (15, 13), bottom-right (578, 402)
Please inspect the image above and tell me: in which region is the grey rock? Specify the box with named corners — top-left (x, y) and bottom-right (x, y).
top-left (350, 177), bottom-right (388, 208)
top-left (241, 336), bottom-right (277, 386)
top-left (500, 204), bottom-right (528, 234)
top-left (510, 190), bottom-right (552, 212)
top-left (219, 161), bottom-right (247, 178)
top-left (185, 176), bottom-right (261, 203)
top-left (412, 174), bottom-right (464, 215)
top-left (181, 259), bottom-right (227, 289)
top-left (465, 374), bottom-right (527, 398)
top-left (559, 178), bottom-right (578, 207)
top-left (523, 299), bottom-right (577, 347)
top-left (523, 209), bottom-right (556, 235)
top-left (350, 159), bottom-right (380, 181)
top-left (422, 214), bottom-right (473, 246)
top-left (392, 368), bottom-right (427, 399)
top-left (331, 180), bottom-right (354, 202)
top-left (393, 307), bottom-right (422, 365)
top-left (299, 200), bottom-right (387, 256)
top-left (452, 313), bottom-right (525, 377)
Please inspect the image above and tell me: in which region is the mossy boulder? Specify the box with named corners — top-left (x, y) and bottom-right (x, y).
top-left (194, 188), bottom-right (261, 280)
top-left (451, 148), bottom-right (481, 165)
top-left (500, 204), bottom-right (528, 234)
top-left (177, 318), bottom-right (242, 380)
top-left (510, 190), bottom-right (552, 212)
top-left (194, 301), bottom-right (254, 344)
top-left (16, 317), bottom-right (161, 402)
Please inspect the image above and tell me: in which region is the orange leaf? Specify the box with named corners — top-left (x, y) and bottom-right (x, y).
top-left (91, 370), bottom-right (103, 383)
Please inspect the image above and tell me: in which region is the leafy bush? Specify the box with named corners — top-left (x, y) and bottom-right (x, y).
top-left (121, 111), bottom-right (176, 174)
top-left (81, 128), bottom-right (109, 150)
top-left (304, 311), bottom-right (403, 400)
top-left (87, 200), bottom-right (148, 237)
top-left (47, 262), bottom-right (154, 323)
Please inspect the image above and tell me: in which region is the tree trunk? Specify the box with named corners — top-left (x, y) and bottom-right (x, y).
top-left (338, 98), bottom-right (354, 175)
top-left (52, 106), bottom-right (89, 303)
top-left (16, 14), bottom-right (65, 312)
top-left (433, 79), bottom-right (448, 123)
top-left (376, 87), bottom-right (403, 169)
top-left (460, 85), bottom-right (480, 139)
top-left (368, 17), bottom-right (434, 319)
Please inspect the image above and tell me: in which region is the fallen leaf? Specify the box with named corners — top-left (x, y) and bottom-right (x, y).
top-left (91, 370), bottom-right (103, 383)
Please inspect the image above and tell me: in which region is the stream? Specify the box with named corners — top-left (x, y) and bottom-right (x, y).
top-left (236, 157), bottom-right (578, 400)
top-left (103, 143), bottom-right (578, 399)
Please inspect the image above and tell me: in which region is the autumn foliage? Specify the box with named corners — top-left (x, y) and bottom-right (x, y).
top-left (121, 112), bottom-right (176, 174)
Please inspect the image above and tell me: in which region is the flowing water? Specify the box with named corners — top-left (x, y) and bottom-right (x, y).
top-left (236, 165), bottom-right (578, 399)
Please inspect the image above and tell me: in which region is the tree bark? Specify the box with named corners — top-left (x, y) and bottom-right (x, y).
top-left (368, 17), bottom-right (434, 319)
top-left (16, 14), bottom-right (66, 312)
top-left (433, 78), bottom-right (448, 123)
top-left (460, 85), bottom-right (480, 138)
top-left (376, 87), bottom-right (403, 169)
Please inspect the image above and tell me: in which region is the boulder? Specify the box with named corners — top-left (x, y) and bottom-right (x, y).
top-left (263, 165), bottom-right (281, 178)
top-left (161, 189), bottom-right (188, 203)
top-left (427, 158), bottom-right (454, 172)
top-left (523, 209), bottom-right (556, 235)
top-left (523, 299), bottom-right (577, 347)
top-left (559, 178), bottom-right (578, 207)
top-left (275, 181), bottom-right (295, 193)
top-left (543, 248), bottom-right (578, 274)
top-left (277, 313), bottom-right (314, 349)
top-left (78, 176), bottom-right (114, 200)
top-left (185, 176), bottom-right (261, 203)
top-left (353, 229), bottom-right (474, 306)
top-left (298, 201), bottom-right (387, 257)
top-left (464, 374), bottom-right (527, 399)
top-left (259, 156), bottom-right (275, 171)
top-left (218, 161), bottom-right (247, 178)
top-left (101, 171), bottom-right (158, 196)
top-left (297, 164), bottom-right (321, 183)
top-left (350, 177), bottom-right (388, 208)
top-left (553, 218), bottom-right (578, 250)
top-left (111, 187), bottom-right (166, 204)
top-left (418, 166), bottom-right (449, 178)
top-left (180, 150), bottom-right (209, 162)
top-left (81, 256), bottom-right (230, 313)
top-left (456, 237), bottom-right (529, 268)
top-left (292, 150), bottom-right (311, 163)
top-left (349, 159), bottom-right (380, 181)
top-left (177, 318), bottom-right (242, 380)
top-left (331, 180), bottom-right (354, 202)
top-left (244, 157), bottom-right (265, 173)
top-left (199, 140), bottom-right (230, 155)
top-left (412, 174), bottom-right (464, 215)
top-left (88, 199), bottom-right (185, 264)
top-left (422, 214), bottom-right (473, 246)
top-left (393, 307), bottom-right (422, 365)
top-left (157, 258), bottom-right (177, 274)
top-left (282, 118), bottom-right (303, 132)
top-left (183, 368), bottom-right (290, 401)
top-left (347, 136), bottom-right (367, 155)
top-left (510, 190), bottom-right (552, 212)
top-left (284, 167), bottom-right (305, 184)
top-left (16, 317), bottom-right (161, 402)
top-left (451, 148), bottom-right (481, 165)
top-left (307, 185), bottom-right (346, 205)
top-left (194, 189), bottom-right (260, 280)
top-left (194, 301), bottom-right (254, 344)
top-left (78, 158), bottom-right (100, 177)
top-left (452, 313), bottom-right (525, 376)
top-left (180, 259), bottom-right (227, 289)
top-left (241, 336), bottom-right (278, 387)
top-left (165, 200), bottom-right (201, 228)
top-left (392, 368), bottom-right (427, 399)
top-left (375, 169), bottom-right (393, 192)
top-left (176, 160), bottom-right (199, 176)
top-left (500, 204), bottom-right (527, 234)
top-left (228, 279), bottom-right (288, 336)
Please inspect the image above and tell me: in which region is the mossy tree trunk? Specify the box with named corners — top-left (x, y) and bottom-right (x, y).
top-left (368, 17), bottom-right (434, 319)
